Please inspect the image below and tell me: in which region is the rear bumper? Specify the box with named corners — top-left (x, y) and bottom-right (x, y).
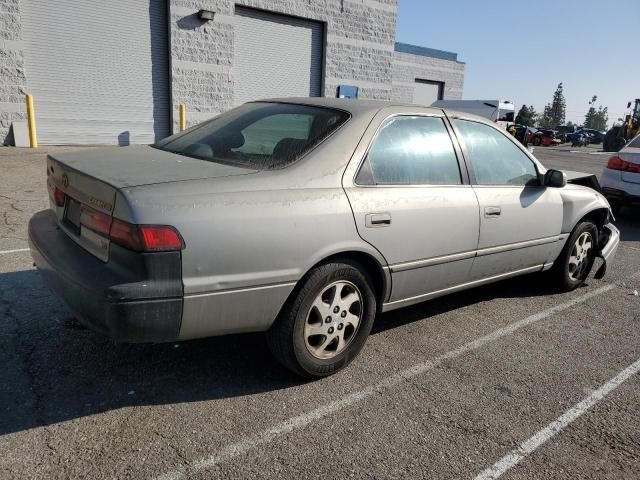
top-left (601, 169), bottom-right (640, 205)
top-left (28, 209), bottom-right (183, 342)
top-left (603, 190), bottom-right (640, 207)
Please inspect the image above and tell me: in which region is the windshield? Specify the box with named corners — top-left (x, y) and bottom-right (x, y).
top-left (154, 102), bottom-right (350, 169)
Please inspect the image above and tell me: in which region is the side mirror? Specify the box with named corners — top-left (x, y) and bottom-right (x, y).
top-left (543, 169), bottom-right (567, 188)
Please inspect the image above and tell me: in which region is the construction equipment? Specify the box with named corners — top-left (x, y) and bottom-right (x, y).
top-left (603, 99), bottom-right (640, 152)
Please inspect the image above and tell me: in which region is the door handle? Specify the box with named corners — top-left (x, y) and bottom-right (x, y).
top-left (484, 206), bottom-right (501, 217)
top-left (366, 213), bottom-right (392, 227)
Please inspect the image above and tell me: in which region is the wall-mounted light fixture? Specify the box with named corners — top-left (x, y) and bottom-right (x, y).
top-left (198, 9), bottom-right (215, 21)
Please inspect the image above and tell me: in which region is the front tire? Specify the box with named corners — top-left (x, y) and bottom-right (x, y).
top-left (550, 221), bottom-right (598, 291)
top-left (267, 260), bottom-right (377, 378)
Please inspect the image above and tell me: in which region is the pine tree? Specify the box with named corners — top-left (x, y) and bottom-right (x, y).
top-left (550, 83), bottom-right (566, 126)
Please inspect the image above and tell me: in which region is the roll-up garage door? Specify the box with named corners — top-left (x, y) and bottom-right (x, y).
top-left (413, 79), bottom-right (444, 106)
top-left (233, 7), bottom-right (323, 105)
top-left (21, 0), bottom-right (170, 145)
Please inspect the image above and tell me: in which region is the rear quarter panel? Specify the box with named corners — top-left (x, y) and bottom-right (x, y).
top-left (120, 181), bottom-right (385, 338)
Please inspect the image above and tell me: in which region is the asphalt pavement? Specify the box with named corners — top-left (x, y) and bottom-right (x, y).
top-left (0, 144), bottom-right (638, 479)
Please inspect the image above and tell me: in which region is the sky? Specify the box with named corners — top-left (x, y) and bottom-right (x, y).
top-left (396, 0), bottom-right (640, 127)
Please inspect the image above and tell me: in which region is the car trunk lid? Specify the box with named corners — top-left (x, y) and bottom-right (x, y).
top-left (47, 155), bottom-right (118, 261)
top-left (48, 145), bottom-right (259, 189)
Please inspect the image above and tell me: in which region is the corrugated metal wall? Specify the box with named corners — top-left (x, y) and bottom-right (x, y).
top-left (21, 0), bottom-right (170, 145)
top-left (233, 7), bottom-right (323, 106)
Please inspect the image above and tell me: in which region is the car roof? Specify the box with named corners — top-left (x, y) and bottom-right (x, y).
top-left (252, 97), bottom-right (498, 127)
top-left (255, 96), bottom-right (441, 115)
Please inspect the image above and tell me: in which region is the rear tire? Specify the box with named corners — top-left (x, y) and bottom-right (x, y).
top-left (266, 260), bottom-right (376, 378)
top-left (550, 221), bottom-right (598, 292)
top-left (533, 137), bottom-right (541, 146)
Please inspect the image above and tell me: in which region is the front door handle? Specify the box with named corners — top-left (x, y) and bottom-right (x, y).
top-left (484, 206), bottom-right (501, 217)
top-left (366, 212), bottom-right (392, 227)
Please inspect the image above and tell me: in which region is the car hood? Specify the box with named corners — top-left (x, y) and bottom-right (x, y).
top-left (563, 170), bottom-right (602, 192)
top-left (48, 145), bottom-right (259, 188)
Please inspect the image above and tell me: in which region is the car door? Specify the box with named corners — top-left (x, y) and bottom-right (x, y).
top-left (450, 117), bottom-right (564, 280)
top-left (344, 112), bottom-right (480, 304)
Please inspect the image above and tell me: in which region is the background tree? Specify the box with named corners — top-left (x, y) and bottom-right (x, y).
top-left (584, 95), bottom-right (597, 129)
top-left (515, 105), bottom-right (536, 126)
top-left (537, 103), bottom-right (554, 128)
top-left (550, 82), bottom-right (566, 126)
top-left (566, 120), bottom-right (575, 130)
top-left (584, 95), bottom-right (608, 130)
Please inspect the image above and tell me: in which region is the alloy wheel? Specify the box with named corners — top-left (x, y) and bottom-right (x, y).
top-left (304, 281), bottom-right (363, 359)
top-left (568, 232), bottom-right (593, 281)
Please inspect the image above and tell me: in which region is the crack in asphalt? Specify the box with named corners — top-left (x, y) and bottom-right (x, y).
top-left (0, 292), bottom-right (55, 458)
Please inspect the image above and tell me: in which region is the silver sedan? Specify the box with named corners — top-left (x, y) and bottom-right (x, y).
top-left (29, 98), bottom-right (619, 378)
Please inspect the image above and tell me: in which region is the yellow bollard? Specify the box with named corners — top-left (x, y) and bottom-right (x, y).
top-left (25, 94), bottom-right (38, 148)
top-left (179, 103), bottom-right (186, 132)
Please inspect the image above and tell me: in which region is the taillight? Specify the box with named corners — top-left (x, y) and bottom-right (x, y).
top-left (607, 156), bottom-right (625, 170)
top-left (80, 205), bottom-right (112, 236)
top-left (607, 156), bottom-right (640, 173)
top-left (110, 219), bottom-right (143, 251)
top-left (47, 178), bottom-right (65, 207)
top-left (110, 219), bottom-right (184, 252)
top-left (139, 226), bottom-right (184, 251)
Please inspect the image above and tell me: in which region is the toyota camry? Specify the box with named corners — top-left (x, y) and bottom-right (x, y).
top-left (29, 98), bottom-right (619, 378)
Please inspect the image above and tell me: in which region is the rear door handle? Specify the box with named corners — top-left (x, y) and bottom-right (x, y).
top-left (484, 206), bottom-right (501, 217)
top-left (366, 213), bottom-right (392, 227)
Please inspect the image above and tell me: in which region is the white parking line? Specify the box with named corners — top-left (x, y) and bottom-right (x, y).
top-left (475, 357), bottom-right (640, 480)
top-left (0, 248), bottom-right (29, 255)
top-left (155, 284), bottom-right (616, 480)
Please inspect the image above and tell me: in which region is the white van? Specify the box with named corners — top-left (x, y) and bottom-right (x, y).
top-left (430, 100), bottom-right (515, 129)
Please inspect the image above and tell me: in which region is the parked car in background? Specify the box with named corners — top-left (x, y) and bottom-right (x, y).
top-left (28, 98), bottom-right (619, 378)
top-left (571, 132), bottom-right (590, 147)
top-left (532, 129), bottom-right (562, 146)
top-left (555, 125), bottom-right (576, 136)
top-left (600, 133), bottom-right (640, 214)
top-left (508, 124), bottom-right (536, 145)
top-left (584, 129), bottom-right (606, 144)
top-left (567, 129), bottom-right (605, 145)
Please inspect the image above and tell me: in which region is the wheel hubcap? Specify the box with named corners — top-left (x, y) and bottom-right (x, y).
top-left (304, 281), bottom-right (363, 360)
top-left (568, 232), bottom-right (593, 281)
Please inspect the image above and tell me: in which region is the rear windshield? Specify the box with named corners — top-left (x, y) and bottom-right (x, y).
top-left (154, 102), bottom-right (350, 169)
top-left (628, 135), bottom-right (640, 149)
